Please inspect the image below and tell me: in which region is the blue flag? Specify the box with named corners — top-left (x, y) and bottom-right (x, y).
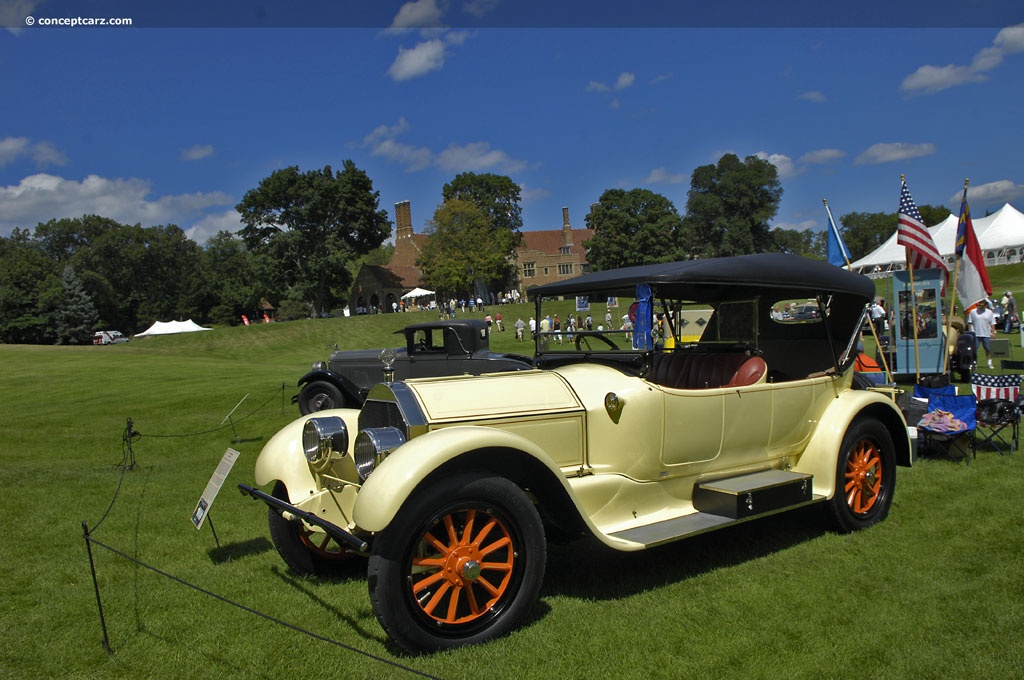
top-left (824, 201), bottom-right (851, 267)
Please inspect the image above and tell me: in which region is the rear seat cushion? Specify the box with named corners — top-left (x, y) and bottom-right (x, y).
top-left (649, 352), bottom-right (767, 389)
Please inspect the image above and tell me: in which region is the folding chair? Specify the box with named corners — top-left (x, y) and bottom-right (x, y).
top-left (970, 373), bottom-right (1021, 455)
top-left (917, 393), bottom-right (977, 462)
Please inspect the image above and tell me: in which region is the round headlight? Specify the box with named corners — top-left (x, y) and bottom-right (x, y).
top-left (312, 361), bottom-right (327, 372)
top-left (302, 416), bottom-right (348, 465)
top-left (354, 427), bottom-right (406, 481)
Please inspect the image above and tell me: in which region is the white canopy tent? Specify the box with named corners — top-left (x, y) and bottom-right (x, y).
top-left (401, 287), bottom-right (435, 299)
top-left (135, 319), bottom-right (212, 337)
top-left (850, 203), bottom-right (1024, 275)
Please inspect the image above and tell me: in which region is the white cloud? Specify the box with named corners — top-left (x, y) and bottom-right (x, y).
top-left (643, 167), bottom-right (688, 185)
top-left (184, 208), bottom-right (245, 244)
top-left (390, 0), bottom-right (446, 29)
top-left (180, 144), bottom-right (214, 161)
top-left (799, 148), bottom-right (845, 164)
top-left (587, 71), bottom-right (636, 94)
top-left (902, 22), bottom-right (1024, 94)
top-left (854, 142), bottom-right (936, 165)
top-left (388, 39), bottom-right (447, 80)
top-left (1, 0), bottom-right (36, 35)
top-left (0, 136), bottom-right (68, 167)
top-left (755, 152), bottom-right (798, 179)
top-left (798, 90), bottom-right (827, 103)
top-left (362, 119), bottom-right (526, 175)
top-left (0, 173), bottom-right (233, 233)
top-left (949, 179), bottom-right (1024, 207)
top-left (462, 0), bottom-right (498, 19)
top-left (437, 141), bottom-right (526, 174)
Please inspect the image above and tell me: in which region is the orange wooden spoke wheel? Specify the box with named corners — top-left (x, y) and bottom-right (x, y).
top-left (844, 439), bottom-right (882, 515)
top-left (827, 420), bottom-right (895, 533)
top-left (368, 473), bottom-right (546, 654)
top-left (409, 507), bottom-right (515, 625)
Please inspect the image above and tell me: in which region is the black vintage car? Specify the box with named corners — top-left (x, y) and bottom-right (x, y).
top-left (294, 318), bottom-right (533, 414)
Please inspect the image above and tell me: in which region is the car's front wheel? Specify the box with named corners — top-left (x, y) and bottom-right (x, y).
top-left (368, 472), bottom-right (546, 654)
top-left (267, 481), bottom-right (359, 576)
top-left (826, 419), bottom-right (896, 532)
top-left (298, 380), bottom-right (344, 414)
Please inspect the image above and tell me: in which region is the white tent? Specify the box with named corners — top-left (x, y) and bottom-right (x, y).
top-left (135, 319), bottom-right (212, 337)
top-left (850, 203), bottom-right (1024, 274)
top-left (401, 287), bottom-right (435, 299)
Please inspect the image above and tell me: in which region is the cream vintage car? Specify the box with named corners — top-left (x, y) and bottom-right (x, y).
top-left (240, 253), bottom-right (910, 653)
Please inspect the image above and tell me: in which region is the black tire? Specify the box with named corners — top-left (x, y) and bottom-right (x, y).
top-left (298, 380), bottom-right (344, 415)
top-left (826, 419), bottom-right (897, 533)
top-left (267, 481), bottom-right (359, 576)
top-left (368, 472), bottom-right (546, 654)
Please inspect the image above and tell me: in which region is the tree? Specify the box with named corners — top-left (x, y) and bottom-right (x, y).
top-left (0, 229), bottom-right (60, 344)
top-left (440, 172), bottom-right (523, 290)
top-left (584, 188), bottom-right (684, 271)
top-left (772, 228), bottom-right (826, 260)
top-left (236, 161), bottom-right (392, 317)
top-left (419, 200), bottom-right (504, 297)
top-left (682, 154), bottom-right (783, 258)
top-left (54, 265), bottom-right (98, 345)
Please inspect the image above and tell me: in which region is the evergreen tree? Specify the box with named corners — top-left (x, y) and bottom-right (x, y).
top-left (55, 265), bottom-right (98, 345)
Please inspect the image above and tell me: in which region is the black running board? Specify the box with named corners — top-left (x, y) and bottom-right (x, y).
top-left (609, 470), bottom-right (820, 548)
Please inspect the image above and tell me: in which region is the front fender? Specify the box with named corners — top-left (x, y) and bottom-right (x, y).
top-left (353, 426), bottom-right (574, 533)
top-left (793, 389), bottom-right (910, 502)
top-left (296, 370), bottom-right (364, 404)
top-left (253, 408), bottom-right (361, 500)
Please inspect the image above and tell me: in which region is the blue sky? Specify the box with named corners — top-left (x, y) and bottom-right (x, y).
top-left (2, 1), bottom-right (1023, 246)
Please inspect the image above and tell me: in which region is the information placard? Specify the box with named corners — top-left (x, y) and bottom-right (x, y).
top-left (191, 448), bottom-right (240, 529)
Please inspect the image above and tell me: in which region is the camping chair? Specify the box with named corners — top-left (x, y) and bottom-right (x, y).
top-left (917, 393), bottom-right (977, 462)
top-left (970, 373), bottom-right (1021, 455)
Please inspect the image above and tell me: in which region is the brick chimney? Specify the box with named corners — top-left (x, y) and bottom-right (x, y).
top-left (395, 200), bottom-right (413, 242)
top-left (562, 206), bottom-right (573, 246)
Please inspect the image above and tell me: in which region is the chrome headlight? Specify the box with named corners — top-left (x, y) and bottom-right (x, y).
top-left (312, 361), bottom-right (327, 372)
top-left (302, 416), bottom-right (348, 466)
top-left (354, 427), bottom-right (406, 481)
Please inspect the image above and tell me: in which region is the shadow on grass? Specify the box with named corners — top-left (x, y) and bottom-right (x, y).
top-left (540, 505), bottom-right (828, 602)
top-left (207, 536), bottom-right (274, 564)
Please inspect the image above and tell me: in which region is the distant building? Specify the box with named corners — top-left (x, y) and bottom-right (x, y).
top-left (348, 201), bottom-right (593, 311)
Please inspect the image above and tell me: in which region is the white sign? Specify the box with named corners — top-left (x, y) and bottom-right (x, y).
top-left (191, 448), bottom-right (241, 529)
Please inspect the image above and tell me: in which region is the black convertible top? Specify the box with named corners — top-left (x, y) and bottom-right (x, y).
top-left (531, 253), bottom-right (875, 303)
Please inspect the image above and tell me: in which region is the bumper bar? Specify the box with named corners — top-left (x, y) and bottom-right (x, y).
top-left (238, 483), bottom-right (369, 553)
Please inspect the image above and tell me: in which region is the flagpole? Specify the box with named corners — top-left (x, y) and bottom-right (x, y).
top-left (900, 174), bottom-right (924, 384)
top-left (827, 199), bottom-right (893, 382)
top-left (943, 178), bottom-right (969, 374)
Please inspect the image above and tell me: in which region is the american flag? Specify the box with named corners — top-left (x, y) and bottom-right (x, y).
top-left (971, 373), bottom-right (1021, 402)
top-left (896, 179), bottom-right (947, 286)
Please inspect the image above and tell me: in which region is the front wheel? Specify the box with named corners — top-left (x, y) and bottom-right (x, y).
top-left (298, 380), bottom-right (345, 414)
top-left (826, 419), bottom-right (896, 532)
top-left (267, 481), bottom-right (359, 576)
top-left (368, 472), bottom-right (546, 654)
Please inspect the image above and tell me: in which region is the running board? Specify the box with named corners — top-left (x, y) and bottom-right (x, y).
top-left (609, 470), bottom-right (820, 548)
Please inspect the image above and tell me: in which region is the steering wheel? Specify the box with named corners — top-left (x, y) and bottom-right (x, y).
top-left (575, 332), bottom-right (619, 351)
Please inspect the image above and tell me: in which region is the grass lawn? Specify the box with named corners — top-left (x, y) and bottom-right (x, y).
top-left (4, 278), bottom-right (1024, 679)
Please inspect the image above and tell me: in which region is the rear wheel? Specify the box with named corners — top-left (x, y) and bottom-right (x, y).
top-left (368, 472), bottom-right (546, 654)
top-left (826, 420), bottom-right (896, 532)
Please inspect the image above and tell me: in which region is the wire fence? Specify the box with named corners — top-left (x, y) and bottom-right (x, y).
top-left (80, 385), bottom-right (440, 679)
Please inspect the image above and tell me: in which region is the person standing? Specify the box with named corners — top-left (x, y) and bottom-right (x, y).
top-left (969, 299), bottom-right (997, 369)
top-left (514, 317), bottom-right (526, 342)
top-left (1003, 292), bottom-right (1017, 334)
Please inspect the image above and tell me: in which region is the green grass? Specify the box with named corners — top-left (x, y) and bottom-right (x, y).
top-left (3, 289), bottom-right (1024, 679)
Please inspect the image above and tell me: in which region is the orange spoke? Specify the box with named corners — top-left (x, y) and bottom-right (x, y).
top-left (463, 583), bottom-right (482, 615)
top-left (411, 569), bottom-right (447, 594)
top-left (446, 584), bottom-right (462, 621)
top-left (422, 581), bottom-right (452, 617)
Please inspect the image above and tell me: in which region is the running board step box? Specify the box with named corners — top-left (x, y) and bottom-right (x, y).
top-left (693, 469), bottom-right (813, 519)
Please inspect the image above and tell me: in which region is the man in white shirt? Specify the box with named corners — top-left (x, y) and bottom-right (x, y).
top-left (968, 299), bottom-right (997, 369)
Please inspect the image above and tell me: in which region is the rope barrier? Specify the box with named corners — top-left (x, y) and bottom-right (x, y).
top-left (82, 384), bottom-right (441, 679)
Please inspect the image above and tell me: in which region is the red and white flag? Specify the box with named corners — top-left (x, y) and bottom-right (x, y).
top-left (954, 183), bottom-right (991, 313)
